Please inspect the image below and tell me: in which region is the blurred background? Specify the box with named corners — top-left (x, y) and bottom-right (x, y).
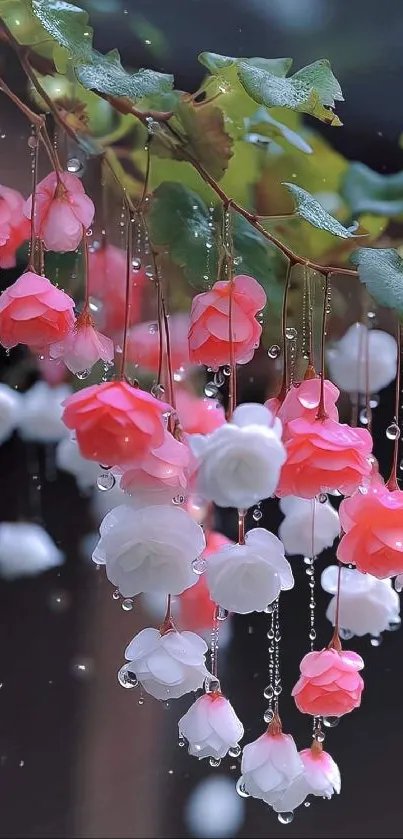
top-left (0, 0), bottom-right (403, 837)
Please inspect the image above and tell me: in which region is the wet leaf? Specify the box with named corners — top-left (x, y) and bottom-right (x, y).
top-left (75, 49), bottom-right (173, 103)
top-left (174, 101), bottom-right (233, 180)
top-left (341, 162), bottom-right (403, 216)
top-left (245, 107), bottom-right (313, 154)
top-left (351, 248), bottom-right (403, 314)
top-left (282, 183), bottom-right (358, 238)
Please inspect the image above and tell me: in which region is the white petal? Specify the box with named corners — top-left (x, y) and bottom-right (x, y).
top-left (124, 627), bottom-right (161, 661)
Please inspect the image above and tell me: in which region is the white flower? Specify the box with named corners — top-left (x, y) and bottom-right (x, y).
top-left (327, 323), bottom-right (397, 394)
top-left (272, 746), bottom-right (341, 813)
top-left (93, 504), bottom-right (205, 597)
top-left (279, 496), bottom-right (340, 557)
top-left (0, 383), bottom-right (22, 445)
top-left (17, 381), bottom-right (71, 443)
top-left (190, 403), bottom-right (286, 509)
top-left (206, 528), bottom-right (293, 614)
top-left (56, 435), bottom-right (99, 490)
top-left (179, 693), bottom-right (244, 759)
top-left (240, 731), bottom-right (303, 807)
top-left (321, 565), bottom-right (400, 637)
top-left (124, 627), bottom-right (209, 700)
top-left (0, 522), bottom-right (63, 579)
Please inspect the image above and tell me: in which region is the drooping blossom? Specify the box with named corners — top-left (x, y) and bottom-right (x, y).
top-left (337, 476), bottom-right (403, 578)
top-left (124, 627), bottom-right (209, 700)
top-left (292, 647), bottom-right (364, 717)
top-left (36, 356), bottom-right (68, 386)
top-left (0, 272), bottom-right (75, 351)
top-left (322, 565), bottom-right (400, 638)
top-left (190, 403), bottom-right (286, 509)
top-left (276, 418), bottom-right (373, 499)
top-left (279, 496), bottom-right (340, 557)
top-left (0, 522), bottom-right (63, 579)
top-left (24, 171), bottom-right (94, 252)
top-left (240, 730), bottom-right (304, 807)
top-left (56, 435), bottom-right (100, 491)
top-left (179, 693), bottom-right (244, 759)
top-left (50, 311), bottom-right (114, 374)
top-left (120, 431), bottom-right (190, 507)
top-left (272, 745), bottom-right (341, 813)
top-left (266, 378), bottom-right (339, 438)
top-left (93, 504), bottom-right (205, 597)
top-left (0, 185), bottom-right (30, 268)
top-left (88, 244), bottom-right (145, 335)
top-left (176, 388), bottom-right (225, 435)
top-left (0, 383), bottom-right (22, 445)
top-left (327, 322), bottom-right (397, 394)
top-left (206, 527), bottom-right (293, 614)
top-left (188, 274), bottom-right (266, 369)
top-left (128, 313), bottom-right (190, 372)
top-left (17, 382), bottom-right (71, 443)
top-left (62, 381), bottom-right (171, 465)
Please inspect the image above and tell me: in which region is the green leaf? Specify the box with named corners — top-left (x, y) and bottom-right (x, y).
top-left (245, 107), bottom-right (313, 154)
top-left (232, 215), bottom-right (284, 312)
top-left (32, 0), bottom-right (92, 58)
top-left (282, 183), bottom-right (358, 238)
top-left (341, 162), bottom-right (403, 217)
top-left (75, 48), bottom-right (173, 102)
top-left (154, 100), bottom-right (233, 180)
top-left (199, 54), bottom-right (343, 125)
top-left (351, 248), bottom-right (403, 314)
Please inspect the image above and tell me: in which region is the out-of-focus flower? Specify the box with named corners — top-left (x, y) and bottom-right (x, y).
top-left (0, 383), bottom-right (22, 445)
top-left (0, 185), bottom-right (30, 269)
top-left (56, 435), bottom-right (100, 490)
top-left (279, 496), bottom-right (340, 556)
top-left (327, 323), bottom-right (397, 394)
top-left (128, 313), bottom-right (190, 372)
top-left (17, 381), bottom-right (71, 443)
top-left (322, 564), bottom-right (400, 637)
top-left (176, 388), bottom-right (225, 435)
top-left (0, 522), bottom-right (63, 579)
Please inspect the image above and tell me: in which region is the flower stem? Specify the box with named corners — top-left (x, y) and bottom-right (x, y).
top-left (82, 227), bottom-right (90, 311)
top-left (27, 125), bottom-right (39, 272)
top-left (387, 321), bottom-right (402, 491)
top-left (160, 595), bottom-right (175, 635)
top-left (328, 562), bottom-right (342, 651)
top-left (238, 509), bottom-right (245, 545)
top-left (267, 712), bottom-right (282, 736)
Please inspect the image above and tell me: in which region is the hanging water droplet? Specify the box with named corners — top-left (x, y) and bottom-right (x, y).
top-left (285, 327), bottom-right (297, 340)
top-left (387, 617), bottom-right (401, 631)
top-left (263, 708), bottom-right (274, 723)
top-left (367, 310), bottom-right (376, 320)
top-left (268, 344), bottom-right (281, 359)
top-left (273, 684), bottom-right (282, 697)
top-left (264, 604), bottom-right (274, 614)
top-left (359, 407), bottom-right (369, 426)
top-left (323, 716), bottom-right (339, 728)
top-left (209, 756), bottom-right (221, 767)
top-left (122, 598), bottom-right (134, 612)
top-left (89, 296), bottom-right (102, 313)
top-left (172, 494), bottom-right (185, 505)
top-left (86, 228), bottom-right (93, 237)
top-left (192, 556), bottom-right (206, 575)
top-left (339, 627), bottom-right (354, 640)
top-left (313, 727), bottom-right (325, 743)
top-left (253, 508), bottom-right (263, 522)
top-left (370, 634), bottom-right (382, 647)
top-left (178, 737), bottom-right (186, 748)
top-left (112, 589), bottom-right (120, 600)
top-left (223, 365), bottom-right (231, 376)
top-left (204, 675), bottom-right (220, 694)
top-left (132, 257), bottom-right (142, 270)
top-left (236, 778), bottom-right (250, 798)
top-left (117, 664), bottom-right (138, 689)
top-left (217, 606), bottom-right (228, 621)
top-left (138, 696), bottom-right (144, 705)
top-left (304, 801), bottom-right (311, 807)
top-left (213, 370), bottom-right (225, 387)
top-left (76, 369), bottom-right (91, 380)
top-left (278, 812), bottom-right (294, 824)
top-left (233, 256), bottom-right (242, 266)
top-left (204, 382), bottom-right (218, 398)
top-left (67, 157), bottom-right (83, 174)
top-left (97, 472), bottom-right (116, 492)
top-left (386, 422), bottom-right (400, 441)
top-left (370, 394), bottom-right (380, 409)
top-left (228, 744), bottom-right (241, 758)
top-left (267, 628), bottom-right (274, 640)
top-left (151, 383), bottom-right (165, 398)
top-left (28, 135), bottom-right (38, 149)
top-left (263, 685), bottom-right (274, 700)
top-left (148, 322), bottom-right (158, 334)
top-left (318, 493), bottom-right (328, 504)
top-left (309, 629), bottom-right (316, 641)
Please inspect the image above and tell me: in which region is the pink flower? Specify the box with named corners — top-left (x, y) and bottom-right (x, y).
top-left (50, 311), bottom-right (114, 374)
top-left (0, 271), bottom-right (75, 351)
top-left (276, 417), bottom-right (373, 499)
top-left (175, 389), bottom-right (225, 435)
top-left (62, 380), bottom-right (171, 465)
top-left (266, 378), bottom-right (339, 439)
top-left (337, 476), bottom-right (403, 578)
top-left (0, 185), bottom-right (30, 268)
top-left (88, 244), bottom-right (145, 335)
top-left (299, 746), bottom-right (341, 798)
top-left (120, 430), bottom-right (190, 499)
top-left (188, 274), bottom-right (266, 369)
top-left (25, 171), bottom-right (94, 252)
top-left (292, 647), bottom-right (364, 717)
top-left (128, 313), bottom-right (190, 372)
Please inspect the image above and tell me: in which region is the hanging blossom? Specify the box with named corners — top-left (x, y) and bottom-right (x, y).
top-left (88, 243), bottom-right (146, 336)
top-left (128, 313), bottom-right (191, 373)
top-left (337, 475), bottom-right (403, 578)
top-left (24, 171), bottom-right (94, 252)
top-left (0, 272), bottom-right (75, 352)
top-left (292, 647), bottom-right (364, 717)
top-left (190, 403), bottom-right (286, 509)
top-left (62, 380), bottom-right (171, 465)
top-left (179, 692), bottom-right (244, 760)
top-left (240, 727), bottom-right (304, 807)
top-left (266, 377), bottom-right (339, 433)
top-left (120, 430), bottom-right (190, 508)
top-left (0, 383), bottom-right (22, 445)
top-left (0, 522), bottom-right (63, 580)
top-left (279, 496), bottom-right (340, 557)
top-left (175, 388), bottom-right (226, 435)
top-left (321, 565), bottom-right (400, 638)
top-left (17, 381), bottom-right (71, 444)
top-left (124, 627), bottom-right (209, 700)
top-left (93, 503), bottom-right (205, 597)
top-left (50, 310), bottom-right (114, 375)
top-left (327, 322), bottom-right (397, 395)
top-left (188, 274), bottom-right (266, 369)
top-left (272, 744), bottom-right (341, 813)
top-left (206, 528), bottom-right (293, 614)
top-left (56, 435), bottom-right (100, 491)
top-left (0, 184), bottom-right (30, 269)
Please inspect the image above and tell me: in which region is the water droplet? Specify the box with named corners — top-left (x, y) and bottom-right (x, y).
top-left (70, 658), bottom-right (92, 679)
top-left (304, 801), bottom-right (311, 807)
top-left (264, 604), bottom-right (274, 614)
top-left (209, 756), bottom-right (221, 767)
top-left (204, 382), bottom-right (218, 398)
top-left (323, 716), bottom-right (339, 728)
top-left (228, 744), bottom-right (241, 758)
top-left (117, 663), bottom-right (138, 689)
top-left (285, 327), bottom-right (297, 340)
top-left (122, 598), bottom-right (133, 612)
top-left (97, 472), bottom-right (116, 492)
top-left (204, 675), bottom-right (220, 694)
top-left (192, 556), bottom-right (206, 575)
top-left (318, 493), bottom-right (328, 504)
top-left (370, 394), bottom-right (380, 408)
top-left (268, 344), bottom-right (281, 359)
top-left (233, 255), bottom-right (242, 266)
top-left (76, 369), bottom-right (91, 380)
top-left (274, 684), bottom-right (282, 697)
top-left (339, 627), bottom-right (354, 640)
top-left (151, 383), bottom-right (165, 398)
top-left (138, 696), bottom-right (144, 705)
top-left (89, 296), bottom-right (102, 313)
top-left (309, 629), bottom-right (316, 641)
top-left (263, 685), bottom-right (274, 700)
top-left (359, 407), bottom-right (369, 425)
top-left (178, 737), bottom-right (185, 748)
top-left (132, 257), bottom-right (142, 270)
top-left (148, 322), bottom-right (158, 334)
top-left (370, 634), bottom-right (382, 647)
top-left (313, 728), bottom-right (325, 743)
top-left (267, 628), bottom-right (274, 640)
top-left (386, 423), bottom-right (400, 441)
top-left (213, 370), bottom-right (225, 387)
top-left (387, 617), bottom-right (401, 631)
top-left (367, 310), bottom-right (376, 319)
top-left (278, 812), bottom-right (294, 824)
top-left (67, 157), bottom-right (83, 174)
top-left (28, 135), bottom-right (38, 149)
top-left (223, 365), bottom-right (231, 376)
top-left (236, 778), bottom-right (250, 798)
top-left (253, 508), bottom-right (263, 522)
top-left (172, 493), bottom-right (185, 505)
top-left (263, 708), bottom-right (274, 723)
top-left (48, 590), bottom-right (70, 613)
top-left (217, 606), bottom-right (228, 621)
top-left (112, 589), bottom-right (120, 601)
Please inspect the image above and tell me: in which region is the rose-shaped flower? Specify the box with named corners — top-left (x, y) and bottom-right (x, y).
top-left (179, 693), bottom-right (244, 759)
top-left (337, 477), bottom-right (403, 578)
top-left (188, 275), bottom-right (266, 368)
top-left (176, 388), bottom-right (225, 435)
top-left (62, 381), bottom-right (171, 465)
top-left (266, 378), bottom-right (339, 439)
top-left (17, 382), bottom-right (71, 443)
top-left (206, 527), bottom-right (293, 614)
top-left (50, 311), bottom-right (114, 375)
top-left (93, 504), bottom-right (205, 597)
top-left (25, 171), bottom-right (94, 252)
top-left (327, 322), bottom-right (397, 394)
top-left (88, 244), bottom-right (145, 335)
top-left (292, 647), bottom-right (364, 717)
top-left (0, 271), bottom-right (75, 351)
top-left (279, 496), bottom-right (340, 557)
top-left (0, 522), bottom-right (63, 580)
top-left (0, 185), bottom-right (30, 269)
top-left (124, 627), bottom-right (209, 700)
top-left (120, 431), bottom-right (189, 507)
top-left (191, 403), bottom-right (286, 509)
top-left (240, 730), bottom-right (304, 807)
top-left (272, 745), bottom-right (341, 813)
top-left (0, 383), bottom-right (22, 445)
top-left (128, 314), bottom-right (190, 373)
top-left (56, 435), bottom-right (100, 491)
top-left (322, 565), bottom-right (400, 638)
top-left (276, 418), bottom-right (373, 499)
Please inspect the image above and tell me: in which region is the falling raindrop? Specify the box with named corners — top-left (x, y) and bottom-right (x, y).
top-left (264, 685), bottom-right (274, 700)
top-left (359, 407), bottom-right (369, 425)
top-left (313, 727), bottom-right (325, 743)
top-left (369, 394), bottom-right (380, 409)
top-left (148, 323), bottom-right (158, 334)
top-left (214, 370), bottom-right (225, 387)
top-left (318, 493), bottom-right (328, 504)
top-left (204, 675), bottom-right (221, 694)
top-left (151, 383), bottom-right (165, 398)
top-left (223, 365), bottom-right (231, 376)
top-left (253, 507), bottom-right (263, 522)
top-left (112, 589), bottom-right (120, 600)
